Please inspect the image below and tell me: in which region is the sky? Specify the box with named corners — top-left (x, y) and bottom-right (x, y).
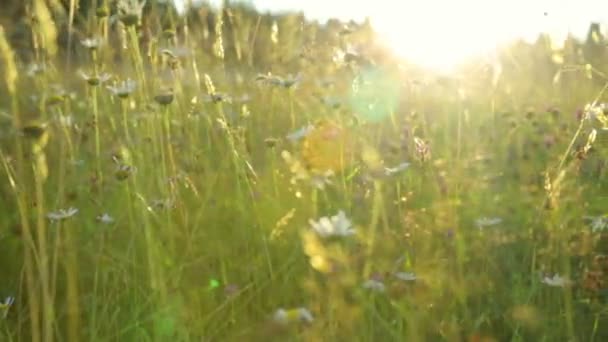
top-left (174, 0), bottom-right (608, 72)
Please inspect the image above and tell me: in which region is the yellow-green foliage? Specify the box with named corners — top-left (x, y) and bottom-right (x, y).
top-left (1, 2), bottom-right (608, 342)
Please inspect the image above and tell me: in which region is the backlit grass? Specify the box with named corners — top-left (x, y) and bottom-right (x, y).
top-left (1, 1), bottom-right (608, 341)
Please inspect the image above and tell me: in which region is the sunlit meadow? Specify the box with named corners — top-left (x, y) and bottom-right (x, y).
top-left (1, 1), bottom-right (608, 341)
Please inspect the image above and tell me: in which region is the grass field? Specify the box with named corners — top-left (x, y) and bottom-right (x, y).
top-left (1, 1), bottom-right (608, 341)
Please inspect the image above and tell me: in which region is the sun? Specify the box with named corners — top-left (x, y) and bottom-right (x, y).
top-left (375, 25), bottom-right (495, 73)
top-left (365, 0), bottom-right (553, 73)
top-left (370, 8), bottom-right (503, 73)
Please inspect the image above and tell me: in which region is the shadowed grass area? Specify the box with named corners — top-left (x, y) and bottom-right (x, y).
top-left (1, 1), bottom-right (608, 341)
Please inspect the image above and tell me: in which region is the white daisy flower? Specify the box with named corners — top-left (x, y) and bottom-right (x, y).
top-left (541, 274), bottom-right (572, 287)
top-left (255, 73), bottom-right (281, 85)
top-left (297, 308), bottom-right (314, 323)
top-left (26, 63), bottom-right (46, 77)
top-left (255, 73), bottom-right (301, 88)
top-left (79, 70), bottom-right (112, 86)
top-left (362, 279), bottom-right (386, 292)
top-left (96, 213), bottom-right (115, 224)
top-left (202, 92), bottom-right (232, 103)
top-left (56, 114), bottom-right (74, 127)
top-left (150, 198), bottom-right (175, 210)
top-left (310, 170), bottom-right (334, 190)
top-left (384, 162), bottom-right (411, 176)
top-left (286, 124), bottom-right (314, 142)
top-left (309, 210), bottom-right (355, 238)
top-left (585, 103), bottom-right (608, 121)
top-left (160, 46), bottom-right (192, 59)
top-left (107, 79), bottom-right (137, 98)
top-left (1, 296), bottom-right (14, 319)
top-left (273, 307), bottom-right (314, 324)
top-left (320, 96), bottom-right (342, 108)
top-left (333, 45), bottom-right (366, 66)
top-left (585, 215), bottom-right (608, 233)
top-left (115, 163), bottom-right (136, 180)
top-left (279, 74), bottom-right (301, 88)
top-left (394, 272), bottom-right (417, 281)
top-left (116, 0), bottom-right (146, 26)
top-left (47, 207), bottom-right (78, 221)
top-left (80, 37), bottom-right (102, 50)
top-left (475, 217), bottom-right (502, 229)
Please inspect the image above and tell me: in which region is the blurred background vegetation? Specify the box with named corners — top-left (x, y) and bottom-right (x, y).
top-left (1, 1), bottom-right (608, 341)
